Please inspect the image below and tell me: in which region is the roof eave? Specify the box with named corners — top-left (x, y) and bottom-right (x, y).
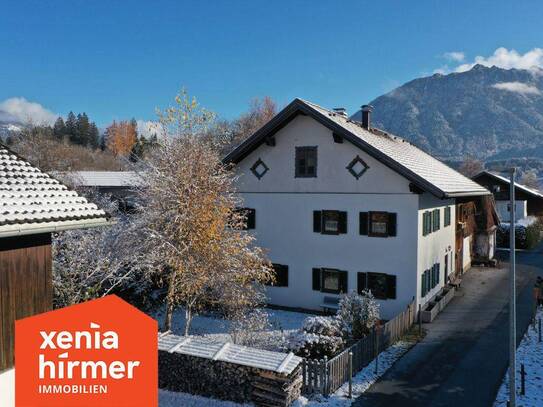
top-left (0, 217), bottom-right (113, 239)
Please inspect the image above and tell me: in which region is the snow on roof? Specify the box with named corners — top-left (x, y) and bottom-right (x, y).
top-left (64, 171), bottom-right (141, 187)
top-left (158, 333), bottom-right (302, 375)
top-left (0, 145), bottom-right (109, 238)
top-left (225, 98), bottom-right (490, 198)
top-left (474, 170), bottom-right (543, 199)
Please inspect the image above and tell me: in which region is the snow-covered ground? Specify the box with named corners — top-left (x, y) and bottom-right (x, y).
top-left (494, 308), bottom-right (543, 407)
top-left (159, 340), bottom-right (414, 407)
top-left (154, 306), bottom-right (310, 349)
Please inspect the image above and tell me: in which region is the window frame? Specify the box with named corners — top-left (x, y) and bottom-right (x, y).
top-left (295, 146), bottom-right (318, 178)
top-left (267, 263), bottom-right (288, 287)
top-left (320, 268), bottom-right (347, 294)
top-left (369, 211), bottom-right (389, 237)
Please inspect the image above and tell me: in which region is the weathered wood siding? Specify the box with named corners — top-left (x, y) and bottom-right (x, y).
top-left (0, 233), bottom-right (52, 372)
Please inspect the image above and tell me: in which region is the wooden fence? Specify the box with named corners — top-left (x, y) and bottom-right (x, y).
top-left (302, 300), bottom-right (416, 396)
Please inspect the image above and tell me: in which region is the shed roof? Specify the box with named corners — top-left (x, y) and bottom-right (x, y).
top-left (0, 145), bottom-right (110, 238)
top-left (64, 171), bottom-right (141, 188)
top-left (473, 170), bottom-right (543, 200)
top-left (224, 98), bottom-right (490, 199)
top-left (158, 333), bottom-right (302, 375)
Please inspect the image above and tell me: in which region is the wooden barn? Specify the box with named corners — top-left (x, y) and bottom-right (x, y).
top-left (0, 145), bottom-right (109, 373)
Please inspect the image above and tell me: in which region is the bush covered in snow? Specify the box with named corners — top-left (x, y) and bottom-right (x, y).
top-left (497, 219), bottom-right (543, 249)
top-left (337, 290), bottom-right (380, 340)
top-left (301, 316), bottom-right (343, 337)
top-left (282, 329), bottom-right (344, 359)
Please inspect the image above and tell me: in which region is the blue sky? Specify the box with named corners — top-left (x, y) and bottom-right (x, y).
top-left (1, 0), bottom-right (542, 128)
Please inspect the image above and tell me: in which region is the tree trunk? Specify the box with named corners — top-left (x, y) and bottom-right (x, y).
top-left (164, 272), bottom-right (178, 332)
top-left (184, 305), bottom-right (192, 336)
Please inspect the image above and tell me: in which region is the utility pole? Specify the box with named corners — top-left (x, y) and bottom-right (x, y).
top-left (509, 167), bottom-right (517, 407)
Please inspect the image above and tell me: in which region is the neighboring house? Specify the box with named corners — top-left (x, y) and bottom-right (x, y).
top-left (0, 145), bottom-right (110, 373)
top-left (224, 99), bottom-right (495, 319)
top-left (62, 171), bottom-right (140, 212)
top-left (472, 170), bottom-right (543, 222)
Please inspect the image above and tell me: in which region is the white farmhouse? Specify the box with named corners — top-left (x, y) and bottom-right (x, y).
top-left (225, 99), bottom-right (494, 319)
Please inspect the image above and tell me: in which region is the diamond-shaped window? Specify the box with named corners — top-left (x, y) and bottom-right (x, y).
top-left (251, 158), bottom-right (269, 180)
top-left (346, 155), bottom-right (369, 179)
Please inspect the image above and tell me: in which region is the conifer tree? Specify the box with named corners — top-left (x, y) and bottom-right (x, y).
top-left (53, 117), bottom-right (66, 141)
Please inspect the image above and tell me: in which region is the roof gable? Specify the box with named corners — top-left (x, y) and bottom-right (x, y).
top-left (0, 145), bottom-right (109, 238)
top-left (225, 98), bottom-right (490, 199)
top-left (473, 170), bottom-right (543, 200)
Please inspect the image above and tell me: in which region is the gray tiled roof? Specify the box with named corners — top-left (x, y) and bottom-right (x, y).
top-left (0, 145), bottom-right (109, 237)
top-left (224, 98), bottom-right (490, 198)
top-left (302, 99), bottom-right (490, 197)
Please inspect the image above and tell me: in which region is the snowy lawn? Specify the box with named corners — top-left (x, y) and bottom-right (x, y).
top-left (158, 340), bottom-right (415, 407)
top-left (494, 307), bottom-right (543, 407)
top-left (153, 306), bottom-right (311, 350)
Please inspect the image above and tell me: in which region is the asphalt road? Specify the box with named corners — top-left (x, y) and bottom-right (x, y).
top-left (354, 250), bottom-right (541, 407)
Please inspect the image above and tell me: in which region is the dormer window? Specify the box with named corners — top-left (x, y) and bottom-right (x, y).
top-left (295, 146), bottom-right (317, 178)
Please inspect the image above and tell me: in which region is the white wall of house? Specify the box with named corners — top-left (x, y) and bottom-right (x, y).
top-left (417, 194), bottom-right (456, 309)
top-left (234, 115), bottom-right (451, 320)
top-left (0, 369), bottom-right (14, 407)
top-left (495, 200), bottom-right (527, 223)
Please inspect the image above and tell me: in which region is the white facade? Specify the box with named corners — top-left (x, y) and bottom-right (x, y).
top-left (0, 369), bottom-right (14, 407)
top-left (495, 200), bottom-right (527, 222)
top-left (234, 115), bottom-right (458, 319)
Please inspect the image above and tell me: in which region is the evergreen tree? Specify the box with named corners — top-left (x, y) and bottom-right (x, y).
top-left (88, 122), bottom-right (100, 149)
top-left (75, 113), bottom-right (91, 146)
top-left (65, 112), bottom-right (77, 144)
top-left (53, 117), bottom-right (66, 141)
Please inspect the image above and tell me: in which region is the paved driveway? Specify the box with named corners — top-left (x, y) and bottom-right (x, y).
top-left (354, 259), bottom-right (539, 407)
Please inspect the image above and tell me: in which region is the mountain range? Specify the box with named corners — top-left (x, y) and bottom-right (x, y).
top-left (353, 65), bottom-right (543, 166)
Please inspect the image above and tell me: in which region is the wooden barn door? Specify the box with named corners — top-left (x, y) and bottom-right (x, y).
top-left (0, 233), bottom-right (52, 372)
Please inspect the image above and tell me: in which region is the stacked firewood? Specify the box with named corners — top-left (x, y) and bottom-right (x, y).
top-left (251, 365), bottom-right (303, 407)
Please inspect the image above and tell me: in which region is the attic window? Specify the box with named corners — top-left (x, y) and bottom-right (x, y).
top-left (346, 156), bottom-right (369, 179)
top-left (250, 158), bottom-right (269, 180)
top-left (295, 146), bottom-right (317, 178)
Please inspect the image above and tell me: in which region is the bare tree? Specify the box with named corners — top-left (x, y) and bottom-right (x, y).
top-left (458, 155), bottom-right (484, 177)
top-left (136, 89), bottom-right (274, 335)
top-left (52, 187), bottom-right (144, 308)
top-left (519, 169), bottom-right (541, 191)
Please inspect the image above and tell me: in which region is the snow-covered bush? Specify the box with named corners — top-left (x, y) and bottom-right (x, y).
top-left (282, 330), bottom-right (344, 359)
top-left (497, 219), bottom-right (543, 249)
top-left (337, 290), bottom-right (380, 340)
top-left (301, 316), bottom-right (342, 337)
top-left (229, 309), bottom-right (271, 347)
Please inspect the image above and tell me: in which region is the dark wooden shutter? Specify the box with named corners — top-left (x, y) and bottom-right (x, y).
top-left (339, 211), bottom-right (348, 234)
top-left (437, 263), bottom-right (440, 286)
top-left (359, 212), bottom-right (369, 235)
top-left (247, 208), bottom-right (256, 229)
top-left (339, 270), bottom-right (348, 293)
top-left (421, 271), bottom-right (426, 296)
top-left (357, 272), bottom-right (367, 294)
top-left (313, 211), bottom-right (322, 233)
top-left (386, 275), bottom-right (397, 299)
top-left (312, 268), bottom-right (321, 291)
top-left (388, 213), bottom-right (397, 237)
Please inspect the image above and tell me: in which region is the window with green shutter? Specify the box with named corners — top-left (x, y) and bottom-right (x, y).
top-left (444, 207), bottom-right (451, 227)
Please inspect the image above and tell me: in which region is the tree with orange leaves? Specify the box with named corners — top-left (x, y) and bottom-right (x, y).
top-left (105, 120), bottom-right (137, 156)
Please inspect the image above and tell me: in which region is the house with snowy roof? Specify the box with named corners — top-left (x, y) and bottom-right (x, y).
top-left (472, 170), bottom-right (543, 222)
top-left (0, 144), bottom-right (110, 375)
top-left (224, 98), bottom-right (497, 319)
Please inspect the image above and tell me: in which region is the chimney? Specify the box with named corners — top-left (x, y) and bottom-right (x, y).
top-left (361, 105), bottom-right (373, 129)
top-left (333, 107), bottom-right (348, 118)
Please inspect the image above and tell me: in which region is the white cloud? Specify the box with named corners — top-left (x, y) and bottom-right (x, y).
top-left (0, 97), bottom-right (58, 125)
top-left (491, 81), bottom-right (541, 95)
top-left (443, 51), bottom-right (465, 62)
top-left (454, 47), bottom-right (543, 73)
top-left (136, 120), bottom-right (162, 139)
